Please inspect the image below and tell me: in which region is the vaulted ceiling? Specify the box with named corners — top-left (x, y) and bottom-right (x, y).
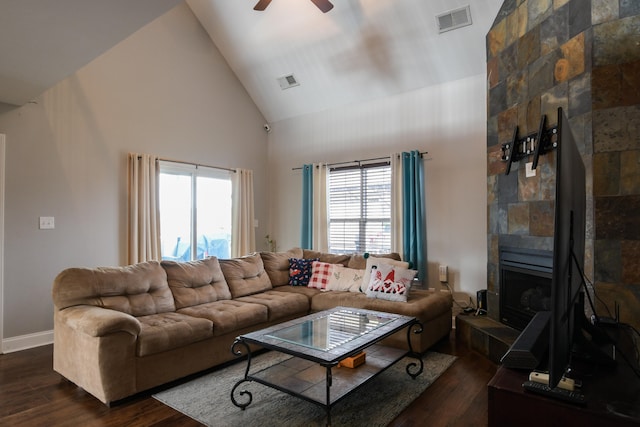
top-left (0, 0), bottom-right (503, 122)
top-left (0, 0), bottom-right (182, 110)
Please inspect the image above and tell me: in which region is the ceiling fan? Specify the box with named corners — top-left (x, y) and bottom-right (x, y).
top-left (254, 0), bottom-right (334, 13)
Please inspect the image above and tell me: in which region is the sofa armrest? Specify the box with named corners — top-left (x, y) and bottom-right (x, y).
top-left (54, 306), bottom-right (140, 404)
top-left (57, 305), bottom-right (141, 337)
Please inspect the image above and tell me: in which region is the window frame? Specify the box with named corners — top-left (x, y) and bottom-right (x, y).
top-left (328, 161), bottom-right (391, 254)
top-left (158, 160), bottom-right (232, 261)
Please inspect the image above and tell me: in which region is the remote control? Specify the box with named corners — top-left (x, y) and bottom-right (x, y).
top-left (522, 380), bottom-right (586, 405)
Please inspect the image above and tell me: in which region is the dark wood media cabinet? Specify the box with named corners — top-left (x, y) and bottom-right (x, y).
top-left (488, 327), bottom-right (640, 427)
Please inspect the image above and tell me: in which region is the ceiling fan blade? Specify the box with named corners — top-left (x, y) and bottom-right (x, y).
top-left (310, 0), bottom-right (334, 13)
top-left (253, 0), bottom-right (272, 11)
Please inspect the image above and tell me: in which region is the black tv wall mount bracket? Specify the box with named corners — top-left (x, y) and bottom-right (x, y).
top-left (501, 115), bottom-right (558, 175)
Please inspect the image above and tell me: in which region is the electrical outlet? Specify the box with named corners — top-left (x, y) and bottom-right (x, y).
top-left (526, 161), bottom-right (536, 177)
top-left (438, 265), bottom-right (448, 282)
top-left (39, 216), bottom-right (55, 229)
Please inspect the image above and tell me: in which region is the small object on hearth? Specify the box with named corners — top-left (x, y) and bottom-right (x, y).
top-left (338, 352), bottom-right (366, 368)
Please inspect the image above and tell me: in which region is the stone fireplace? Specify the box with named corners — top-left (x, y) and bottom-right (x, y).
top-left (485, 0), bottom-right (640, 329)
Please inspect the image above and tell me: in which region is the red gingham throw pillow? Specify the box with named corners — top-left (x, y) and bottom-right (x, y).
top-left (308, 261), bottom-right (334, 290)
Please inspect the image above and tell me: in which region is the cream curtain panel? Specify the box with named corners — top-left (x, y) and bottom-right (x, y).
top-left (232, 168), bottom-right (256, 257)
top-left (128, 153), bottom-right (161, 264)
top-left (390, 153), bottom-right (404, 255)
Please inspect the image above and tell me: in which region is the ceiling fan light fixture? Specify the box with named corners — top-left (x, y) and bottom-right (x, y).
top-left (253, 0), bottom-right (272, 11)
top-left (254, 0), bottom-right (333, 13)
top-left (310, 0), bottom-right (334, 13)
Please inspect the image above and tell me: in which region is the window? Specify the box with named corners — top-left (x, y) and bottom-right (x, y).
top-left (159, 161), bottom-right (232, 261)
top-left (328, 163), bottom-right (391, 254)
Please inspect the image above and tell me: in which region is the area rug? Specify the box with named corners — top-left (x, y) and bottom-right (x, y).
top-left (153, 351), bottom-right (456, 427)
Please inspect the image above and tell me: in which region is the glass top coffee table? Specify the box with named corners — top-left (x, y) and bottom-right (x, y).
top-left (230, 307), bottom-right (423, 426)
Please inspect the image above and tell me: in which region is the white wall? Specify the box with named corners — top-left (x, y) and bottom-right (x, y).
top-left (0, 3), bottom-right (267, 342)
top-left (267, 74), bottom-right (487, 301)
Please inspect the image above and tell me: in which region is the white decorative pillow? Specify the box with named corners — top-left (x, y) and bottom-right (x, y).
top-left (326, 265), bottom-right (366, 292)
top-left (360, 256), bottom-right (410, 292)
top-left (307, 261), bottom-right (334, 290)
top-left (365, 263), bottom-right (416, 302)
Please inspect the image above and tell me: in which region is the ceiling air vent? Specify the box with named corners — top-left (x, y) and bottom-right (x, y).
top-left (436, 5), bottom-right (472, 34)
top-left (277, 74), bottom-right (300, 90)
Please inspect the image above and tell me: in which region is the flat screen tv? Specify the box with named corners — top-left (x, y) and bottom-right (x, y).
top-left (548, 107), bottom-right (587, 389)
top-left (547, 106), bottom-right (617, 391)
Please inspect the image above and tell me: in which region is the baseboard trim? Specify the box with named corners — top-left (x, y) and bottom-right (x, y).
top-left (2, 330), bottom-right (53, 353)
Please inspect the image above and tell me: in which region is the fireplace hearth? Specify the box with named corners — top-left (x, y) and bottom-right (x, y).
top-left (499, 247), bottom-right (552, 330)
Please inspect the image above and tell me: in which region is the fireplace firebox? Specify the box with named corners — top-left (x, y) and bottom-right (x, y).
top-left (499, 247), bottom-right (552, 330)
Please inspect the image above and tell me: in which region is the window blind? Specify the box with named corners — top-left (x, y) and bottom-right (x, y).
top-left (328, 163), bottom-right (391, 254)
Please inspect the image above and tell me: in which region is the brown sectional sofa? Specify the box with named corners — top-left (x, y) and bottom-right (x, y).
top-left (52, 248), bottom-right (452, 405)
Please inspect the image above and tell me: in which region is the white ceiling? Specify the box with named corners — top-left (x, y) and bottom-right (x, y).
top-left (0, 0), bottom-right (504, 123)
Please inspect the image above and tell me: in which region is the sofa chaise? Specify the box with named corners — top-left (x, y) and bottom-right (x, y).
top-left (52, 248), bottom-right (453, 405)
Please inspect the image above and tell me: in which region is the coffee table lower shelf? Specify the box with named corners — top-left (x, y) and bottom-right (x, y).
top-left (250, 345), bottom-right (406, 406)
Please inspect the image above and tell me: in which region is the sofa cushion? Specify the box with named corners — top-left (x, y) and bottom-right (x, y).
top-left (365, 263), bottom-right (417, 302)
top-left (162, 257), bottom-right (231, 309)
top-left (362, 289), bottom-right (452, 320)
top-left (360, 256), bottom-right (410, 292)
top-left (261, 248), bottom-right (303, 286)
top-left (52, 261), bottom-right (175, 316)
top-left (302, 250), bottom-right (351, 266)
top-left (288, 257), bottom-right (318, 286)
top-left (272, 285), bottom-right (322, 299)
top-left (236, 290), bottom-right (309, 322)
top-left (308, 261), bottom-right (334, 290)
top-left (177, 300), bottom-right (269, 336)
top-left (219, 253), bottom-right (272, 298)
top-left (326, 265), bottom-right (366, 293)
top-left (310, 290), bottom-right (367, 311)
top-left (136, 312), bottom-right (213, 357)
top-left (311, 289), bottom-right (452, 322)
top-left (347, 252), bottom-right (402, 269)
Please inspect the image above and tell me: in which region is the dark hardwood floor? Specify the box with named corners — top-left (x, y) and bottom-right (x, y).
top-left (0, 331), bottom-right (496, 426)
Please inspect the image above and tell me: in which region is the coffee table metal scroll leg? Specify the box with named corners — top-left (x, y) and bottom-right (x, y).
top-left (230, 338), bottom-right (254, 410)
top-left (406, 320), bottom-right (424, 379)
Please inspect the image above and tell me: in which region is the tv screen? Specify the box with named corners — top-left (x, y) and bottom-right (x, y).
top-left (548, 107), bottom-right (586, 389)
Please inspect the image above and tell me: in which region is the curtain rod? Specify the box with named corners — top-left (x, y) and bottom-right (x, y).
top-left (152, 156), bottom-right (236, 173)
top-left (291, 151), bottom-right (429, 171)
